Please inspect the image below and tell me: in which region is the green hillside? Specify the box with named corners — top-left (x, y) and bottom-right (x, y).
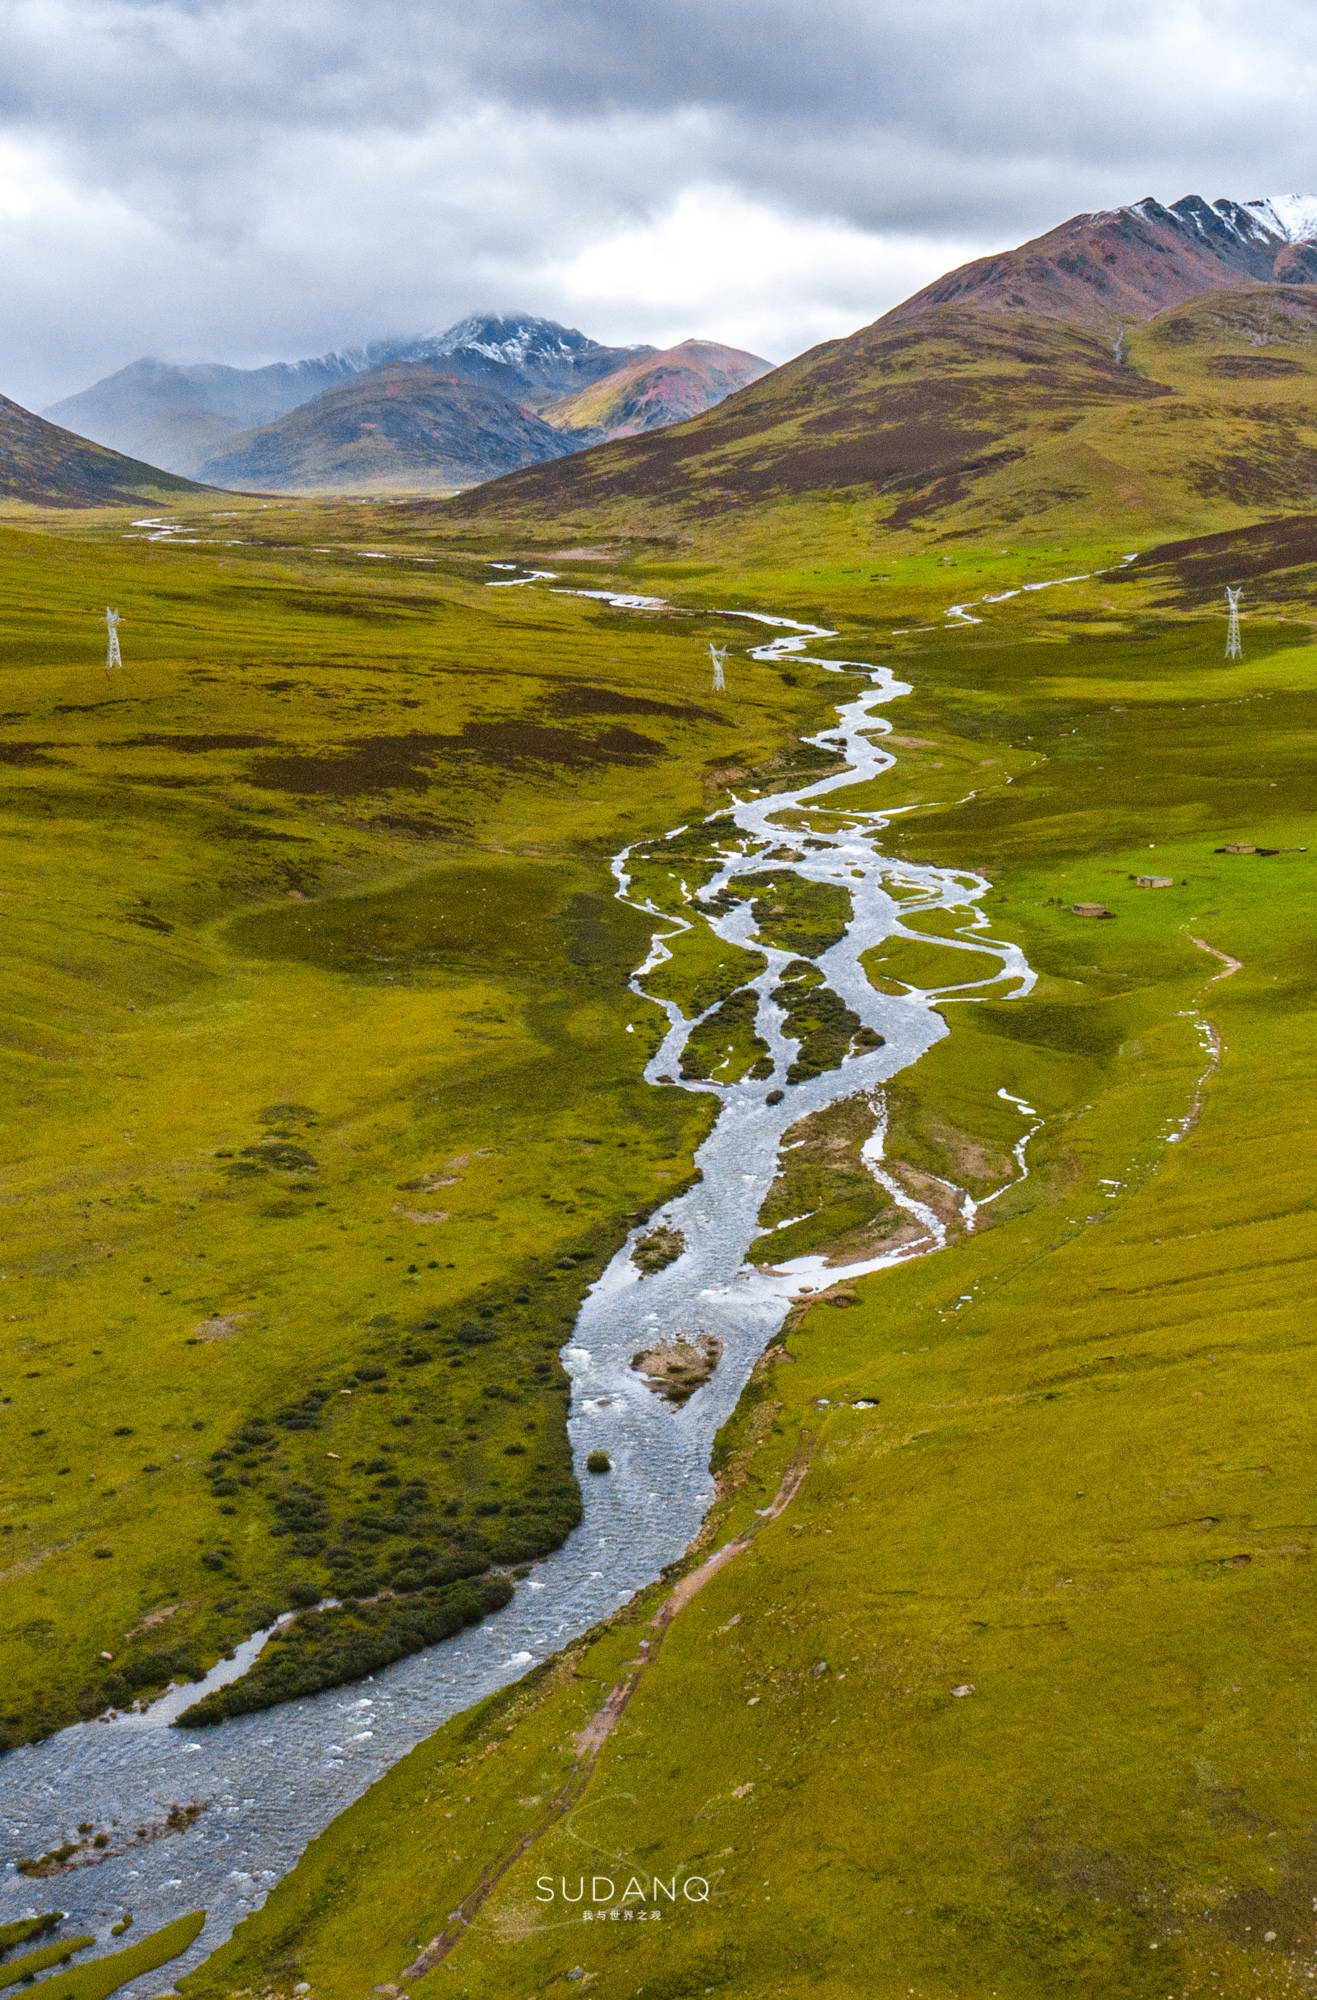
top-left (0, 497), bottom-right (843, 1748)
top-left (437, 284), bottom-right (1317, 559)
top-left (13, 260), bottom-right (1317, 1998)
top-left (173, 517), bottom-right (1317, 1999)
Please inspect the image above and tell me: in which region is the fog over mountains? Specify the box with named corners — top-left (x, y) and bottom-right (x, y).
top-left (43, 314), bottom-right (770, 491)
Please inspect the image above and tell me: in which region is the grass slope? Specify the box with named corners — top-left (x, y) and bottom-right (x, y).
top-left (0, 396), bottom-right (200, 508)
top-left (0, 497), bottom-right (843, 1746)
top-left (30, 1913), bottom-right (205, 2000)
top-left (434, 284), bottom-right (1317, 562)
top-left (184, 535), bottom-right (1317, 1999)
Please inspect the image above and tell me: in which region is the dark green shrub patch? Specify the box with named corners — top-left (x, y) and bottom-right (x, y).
top-left (772, 959), bottom-right (878, 1083)
top-left (740, 872), bottom-right (852, 954)
top-left (0, 1915), bottom-right (63, 1960)
top-left (631, 1223), bottom-right (686, 1274)
top-left (176, 1574), bottom-right (515, 1725)
top-left (680, 988), bottom-right (772, 1083)
top-left (3, 1237), bottom-right (603, 1746)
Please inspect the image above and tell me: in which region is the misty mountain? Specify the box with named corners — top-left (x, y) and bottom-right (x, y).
top-left (43, 353), bottom-right (372, 481)
top-left (43, 315), bottom-right (656, 481)
top-left (196, 360), bottom-right (583, 494)
top-left (0, 391), bottom-right (203, 506)
top-left (404, 314), bottom-right (652, 406)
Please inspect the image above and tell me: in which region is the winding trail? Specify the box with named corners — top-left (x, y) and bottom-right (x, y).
top-left (0, 577), bottom-right (1036, 1994)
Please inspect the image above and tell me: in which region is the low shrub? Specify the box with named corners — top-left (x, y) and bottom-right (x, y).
top-left (176, 1574), bottom-right (514, 1725)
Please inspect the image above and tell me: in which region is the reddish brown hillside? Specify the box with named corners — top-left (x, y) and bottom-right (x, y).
top-left (443, 307), bottom-right (1164, 523)
top-left (889, 196), bottom-right (1317, 333)
top-left (544, 340), bottom-right (771, 439)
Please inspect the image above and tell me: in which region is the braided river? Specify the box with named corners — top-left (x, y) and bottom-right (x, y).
top-left (0, 581), bottom-right (1034, 1990)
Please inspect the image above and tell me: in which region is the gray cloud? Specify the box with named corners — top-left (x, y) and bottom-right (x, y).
top-left (5, 0), bottom-right (1317, 406)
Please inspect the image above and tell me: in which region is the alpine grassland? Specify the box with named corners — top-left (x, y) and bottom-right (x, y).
top-left (0, 497), bottom-right (849, 1752)
top-left (175, 514), bottom-right (1317, 1999)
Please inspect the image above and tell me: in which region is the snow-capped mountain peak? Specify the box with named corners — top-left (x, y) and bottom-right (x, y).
top-left (429, 312), bottom-right (592, 367)
top-left (1240, 195), bottom-right (1317, 244)
top-left (1119, 194), bottom-right (1317, 249)
top-left (390, 312), bottom-right (653, 397)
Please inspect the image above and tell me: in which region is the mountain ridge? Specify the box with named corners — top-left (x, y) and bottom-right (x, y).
top-left (438, 277), bottom-right (1317, 553)
top-left (41, 314), bottom-right (725, 482)
top-left (886, 192), bottom-right (1317, 333)
top-left (543, 339), bottom-right (772, 440)
top-left (196, 361), bottom-right (584, 494)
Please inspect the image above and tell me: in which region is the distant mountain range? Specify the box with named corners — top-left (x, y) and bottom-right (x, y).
top-left (17, 193), bottom-right (1317, 519)
top-left (198, 361), bottom-right (582, 495)
top-left (40, 314), bottom-right (770, 494)
top-left (444, 193), bottom-right (1317, 549)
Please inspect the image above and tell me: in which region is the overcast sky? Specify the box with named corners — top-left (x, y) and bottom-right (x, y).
top-left (5, 0), bottom-right (1317, 408)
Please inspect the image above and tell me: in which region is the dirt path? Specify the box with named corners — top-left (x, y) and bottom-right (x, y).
top-left (397, 1443), bottom-right (814, 1987)
top-left (1188, 934), bottom-right (1243, 981)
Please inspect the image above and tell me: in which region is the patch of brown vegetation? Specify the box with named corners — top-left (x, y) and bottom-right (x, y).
top-left (248, 720), bottom-right (662, 796)
top-left (124, 1602), bottom-right (183, 1640)
top-left (1204, 353), bottom-right (1308, 378)
top-left (631, 1335), bottom-right (722, 1404)
top-left (120, 733), bottom-right (273, 752)
top-left (17, 1801), bottom-right (206, 1876)
top-left (191, 1313), bottom-right (249, 1343)
top-left (549, 680), bottom-right (724, 724)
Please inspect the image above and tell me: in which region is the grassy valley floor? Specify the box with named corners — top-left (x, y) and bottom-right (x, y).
top-left (171, 525), bottom-right (1317, 1999)
top-left (0, 498), bottom-right (850, 1752)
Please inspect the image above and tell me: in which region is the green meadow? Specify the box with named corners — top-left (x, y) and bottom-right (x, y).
top-left (165, 518), bottom-right (1317, 1999)
top-left (8, 493), bottom-right (1317, 1998)
top-left (0, 499), bottom-right (846, 1747)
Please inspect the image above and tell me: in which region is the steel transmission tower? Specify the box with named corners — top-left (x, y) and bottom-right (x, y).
top-left (1225, 586), bottom-right (1242, 660)
top-left (709, 642), bottom-right (727, 692)
top-left (105, 607), bottom-right (123, 673)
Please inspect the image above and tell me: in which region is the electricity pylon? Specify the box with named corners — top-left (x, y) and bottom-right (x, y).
top-left (709, 642), bottom-right (726, 692)
top-left (1225, 586), bottom-right (1242, 660)
top-left (105, 607), bottom-right (123, 672)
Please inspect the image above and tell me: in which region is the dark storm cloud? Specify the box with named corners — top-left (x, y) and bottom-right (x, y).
top-left (4, 0), bottom-right (1317, 405)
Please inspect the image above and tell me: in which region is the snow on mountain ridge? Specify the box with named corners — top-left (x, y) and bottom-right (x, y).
top-left (1112, 195), bottom-right (1317, 247)
top-left (1242, 196), bottom-right (1317, 244)
top-left (426, 313), bottom-right (608, 368)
